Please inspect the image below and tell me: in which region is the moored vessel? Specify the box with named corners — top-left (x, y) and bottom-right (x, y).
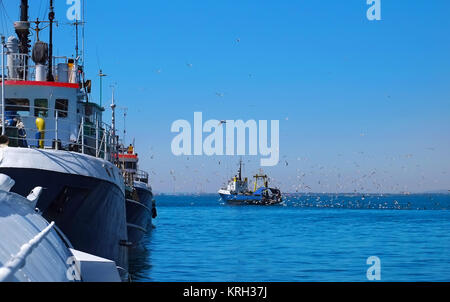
top-left (118, 144), bottom-right (156, 246)
top-left (0, 0), bottom-right (129, 274)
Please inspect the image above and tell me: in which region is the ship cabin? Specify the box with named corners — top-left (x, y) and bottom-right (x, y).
top-left (227, 176), bottom-right (249, 194)
top-left (117, 146), bottom-right (149, 186)
top-left (1, 37), bottom-right (114, 161)
top-left (225, 159), bottom-right (249, 194)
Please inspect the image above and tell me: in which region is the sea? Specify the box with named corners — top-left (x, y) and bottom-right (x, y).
top-left (129, 193), bottom-right (450, 282)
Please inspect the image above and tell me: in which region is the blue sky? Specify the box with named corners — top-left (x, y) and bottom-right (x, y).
top-left (1, 0), bottom-right (449, 193)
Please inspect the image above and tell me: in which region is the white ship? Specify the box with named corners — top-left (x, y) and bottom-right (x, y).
top-left (0, 0), bottom-right (129, 276)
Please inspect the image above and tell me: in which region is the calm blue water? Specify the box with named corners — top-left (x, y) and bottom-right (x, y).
top-left (129, 194), bottom-right (450, 282)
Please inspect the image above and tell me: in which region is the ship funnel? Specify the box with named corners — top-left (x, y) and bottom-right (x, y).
top-left (14, 0), bottom-right (30, 79)
top-left (6, 37), bottom-right (19, 79)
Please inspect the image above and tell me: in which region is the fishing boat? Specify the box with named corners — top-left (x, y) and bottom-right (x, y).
top-left (0, 1), bottom-right (129, 275)
top-left (118, 144), bottom-right (156, 246)
top-left (218, 160), bottom-right (283, 205)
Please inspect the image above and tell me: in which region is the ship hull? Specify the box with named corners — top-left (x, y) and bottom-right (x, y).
top-left (0, 148), bottom-right (128, 272)
top-left (126, 183), bottom-right (153, 246)
top-left (219, 192), bottom-right (283, 205)
top-left (0, 167), bottom-right (129, 271)
top-left (0, 190), bottom-right (74, 282)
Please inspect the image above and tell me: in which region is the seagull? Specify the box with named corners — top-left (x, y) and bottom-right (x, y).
top-left (218, 120), bottom-right (227, 126)
top-left (186, 63), bottom-right (193, 68)
top-left (216, 92), bottom-right (224, 97)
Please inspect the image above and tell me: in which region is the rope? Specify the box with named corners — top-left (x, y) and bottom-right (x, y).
top-left (0, 221), bottom-right (56, 282)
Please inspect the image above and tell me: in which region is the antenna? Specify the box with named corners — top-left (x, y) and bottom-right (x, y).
top-left (110, 84), bottom-right (117, 163)
top-left (118, 107), bottom-right (128, 147)
top-left (46, 0), bottom-right (55, 82)
top-left (238, 157), bottom-right (242, 181)
top-left (65, 16), bottom-right (85, 63)
top-left (1, 35), bottom-right (5, 136)
top-left (81, 0), bottom-right (85, 67)
top-left (73, 20), bottom-right (82, 61)
top-left (115, 106), bottom-right (128, 146)
top-left (98, 69), bottom-right (107, 107)
top-left (110, 84), bottom-right (116, 138)
top-left (29, 19), bottom-right (50, 41)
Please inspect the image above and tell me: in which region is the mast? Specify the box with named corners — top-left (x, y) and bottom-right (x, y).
top-left (82, 0), bottom-right (85, 66)
top-left (123, 108), bottom-right (128, 147)
top-left (15, 0), bottom-right (30, 55)
top-left (75, 20), bottom-right (79, 60)
top-left (71, 18), bottom-right (85, 63)
top-left (99, 70), bottom-right (107, 107)
top-left (238, 158), bottom-right (242, 181)
top-left (47, 0), bottom-right (55, 82)
top-left (1, 36), bottom-right (5, 136)
top-left (110, 86), bottom-right (117, 160)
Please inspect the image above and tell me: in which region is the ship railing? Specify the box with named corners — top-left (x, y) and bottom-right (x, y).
top-left (2, 53), bottom-right (35, 81)
top-left (2, 52), bottom-right (76, 83)
top-left (134, 170), bottom-right (149, 184)
top-left (74, 115), bottom-right (117, 161)
top-left (1, 106), bottom-right (118, 163)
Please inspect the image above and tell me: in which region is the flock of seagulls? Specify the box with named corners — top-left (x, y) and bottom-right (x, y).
top-left (144, 38), bottom-right (449, 199)
top-left (153, 38), bottom-right (248, 100)
top-left (144, 145), bottom-right (448, 200)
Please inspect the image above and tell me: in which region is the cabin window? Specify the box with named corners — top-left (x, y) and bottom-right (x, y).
top-left (124, 162), bottom-right (137, 170)
top-left (5, 99), bottom-right (30, 117)
top-left (34, 99), bottom-right (48, 118)
top-left (55, 99), bottom-right (69, 118)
